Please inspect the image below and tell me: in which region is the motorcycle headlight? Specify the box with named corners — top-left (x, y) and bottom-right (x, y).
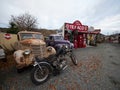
top-left (23, 49), bottom-right (31, 55)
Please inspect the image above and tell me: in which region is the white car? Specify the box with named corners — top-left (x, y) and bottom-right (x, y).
top-left (0, 46), bottom-right (6, 61)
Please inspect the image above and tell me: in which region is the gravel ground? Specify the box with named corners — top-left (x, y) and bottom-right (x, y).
top-left (0, 43), bottom-right (120, 90)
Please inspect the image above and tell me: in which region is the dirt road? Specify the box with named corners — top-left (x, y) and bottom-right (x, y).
top-left (0, 43), bottom-right (120, 90)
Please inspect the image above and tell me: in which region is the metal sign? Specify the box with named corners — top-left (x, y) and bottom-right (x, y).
top-left (65, 20), bottom-right (88, 32)
top-left (4, 33), bottom-right (11, 39)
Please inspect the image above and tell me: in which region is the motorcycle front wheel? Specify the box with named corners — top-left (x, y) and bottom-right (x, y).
top-left (30, 64), bottom-right (50, 85)
top-left (70, 53), bottom-right (78, 65)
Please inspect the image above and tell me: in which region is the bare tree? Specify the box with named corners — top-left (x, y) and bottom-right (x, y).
top-left (10, 13), bottom-right (37, 31)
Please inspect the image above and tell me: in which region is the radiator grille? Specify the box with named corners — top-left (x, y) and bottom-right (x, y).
top-left (30, 45), bottom-right (46, 58)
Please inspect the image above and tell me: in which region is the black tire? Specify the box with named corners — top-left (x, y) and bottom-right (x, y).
top-left (70, 53), bottom-right (78, 65)
top-left (30, 64), bottom-right (51, 85)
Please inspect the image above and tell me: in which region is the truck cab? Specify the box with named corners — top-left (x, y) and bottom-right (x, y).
top-left (14, 31), bottom-right (56, 70)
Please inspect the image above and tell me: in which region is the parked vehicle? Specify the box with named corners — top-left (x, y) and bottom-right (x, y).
top-left (13, 31), bottom-right (56, 72)
top-left (46, 34), bottom-right (74, 51)
top-left (0, 32), bottom-right (18, 51)
top-left (0, 45), bottom-right (6, 62)
top-left (30, 45), bottom-right (77, 85)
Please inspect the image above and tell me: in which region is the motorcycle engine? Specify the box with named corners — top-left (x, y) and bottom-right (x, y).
top-left (53, 58), bottom-right (67, 70)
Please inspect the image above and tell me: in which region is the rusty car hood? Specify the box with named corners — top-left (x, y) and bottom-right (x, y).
top-left (20, 39), bottom-right (45, 45)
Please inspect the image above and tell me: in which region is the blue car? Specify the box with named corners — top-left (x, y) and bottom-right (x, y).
top-left (46, 34), bottom-right (74, 51)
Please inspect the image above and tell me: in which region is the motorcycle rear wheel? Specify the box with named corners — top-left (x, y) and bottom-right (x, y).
top-left (31, 64), bottom-right (50, 85)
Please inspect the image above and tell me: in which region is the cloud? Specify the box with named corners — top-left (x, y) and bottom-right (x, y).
top-left (93, 14), bottom-right (120, 34)
top-left (0, 0), bottom-right (120, 34)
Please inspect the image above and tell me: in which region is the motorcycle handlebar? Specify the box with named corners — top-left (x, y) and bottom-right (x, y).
top-left (55, 47), bottom-right (72, 57)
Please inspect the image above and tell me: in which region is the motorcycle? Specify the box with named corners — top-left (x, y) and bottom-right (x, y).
top-left (30, 45), bottom-right (77, 85)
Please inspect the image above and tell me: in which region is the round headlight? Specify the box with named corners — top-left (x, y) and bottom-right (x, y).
top-left (62, 45), bottom-right (68, 49)
top-left (65, 45), bottom-right (68, 49)
top-left (24, 49), bottom-right (31, 55)
top-left (47, 47), bottom-right (52, 52)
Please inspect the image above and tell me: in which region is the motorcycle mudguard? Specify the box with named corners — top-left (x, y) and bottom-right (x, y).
top-left (34, 61), bottom-right (53, 73)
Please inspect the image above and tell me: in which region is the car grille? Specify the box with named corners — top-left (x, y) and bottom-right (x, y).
top-left (21, 43), bottom-right (46, 58)
top-left (30, 45), bottom-right (46, 58)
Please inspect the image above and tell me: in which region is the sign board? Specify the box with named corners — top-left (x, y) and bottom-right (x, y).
top-left (65, 20), bottom-right (88, 32)
top-left (89, 29), bottom-right (101, 34)
top-left (4, 33), bottom-right (11, 39)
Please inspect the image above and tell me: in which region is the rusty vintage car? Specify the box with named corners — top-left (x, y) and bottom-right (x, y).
top-left (13, 31), bottom-right (56, 72)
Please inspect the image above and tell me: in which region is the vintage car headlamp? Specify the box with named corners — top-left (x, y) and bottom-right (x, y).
top-left (23, 49), bottom-right (31, 55)
top-left (47, 47), bottom-right (52, 52)
top-left (62, 45), bottom-right (68, 49)
top-left (65, 45), bottom-right (68, 49)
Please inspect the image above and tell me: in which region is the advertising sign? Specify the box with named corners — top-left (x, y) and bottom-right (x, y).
top-left (4, 33), bottom-right (11, 39)
top-left (65, 20), bottom-right (88, 32)
top-left (89, 29), bottom-right (101, 34)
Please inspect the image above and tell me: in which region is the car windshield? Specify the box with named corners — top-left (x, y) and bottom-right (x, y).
top-left (54, 36), bottom-right (63, 40)
top-left (20, 33), bottom-right (43, 40)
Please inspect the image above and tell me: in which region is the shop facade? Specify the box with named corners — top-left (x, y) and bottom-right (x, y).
top-left (87, 29), bottom-right (101, 46)
top-left (58, 20), bottom-right (88, 48)
top-left (57, 20), bottom-right (101, 48)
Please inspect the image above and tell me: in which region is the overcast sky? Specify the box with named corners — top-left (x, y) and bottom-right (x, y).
top-left (0, 0), bottom-right (120, 35)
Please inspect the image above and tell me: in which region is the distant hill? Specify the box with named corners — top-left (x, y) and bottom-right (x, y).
top-left (34, 28), bottom-right (57, 36)
top-left (0, 27), bottom-right (57, 36)
top-left (0, 27), bottom-right (8, 32)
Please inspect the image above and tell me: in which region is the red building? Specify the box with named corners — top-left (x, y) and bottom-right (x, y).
top-left (64, 20), bottom-right (88, 48)
top-left (58, 20), bottom-right (101, 48)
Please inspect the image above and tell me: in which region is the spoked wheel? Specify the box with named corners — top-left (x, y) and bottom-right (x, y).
top-left (31, 64), bottom-right (50, 85)
top-left (70, 53), bottom-right (78, 65)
